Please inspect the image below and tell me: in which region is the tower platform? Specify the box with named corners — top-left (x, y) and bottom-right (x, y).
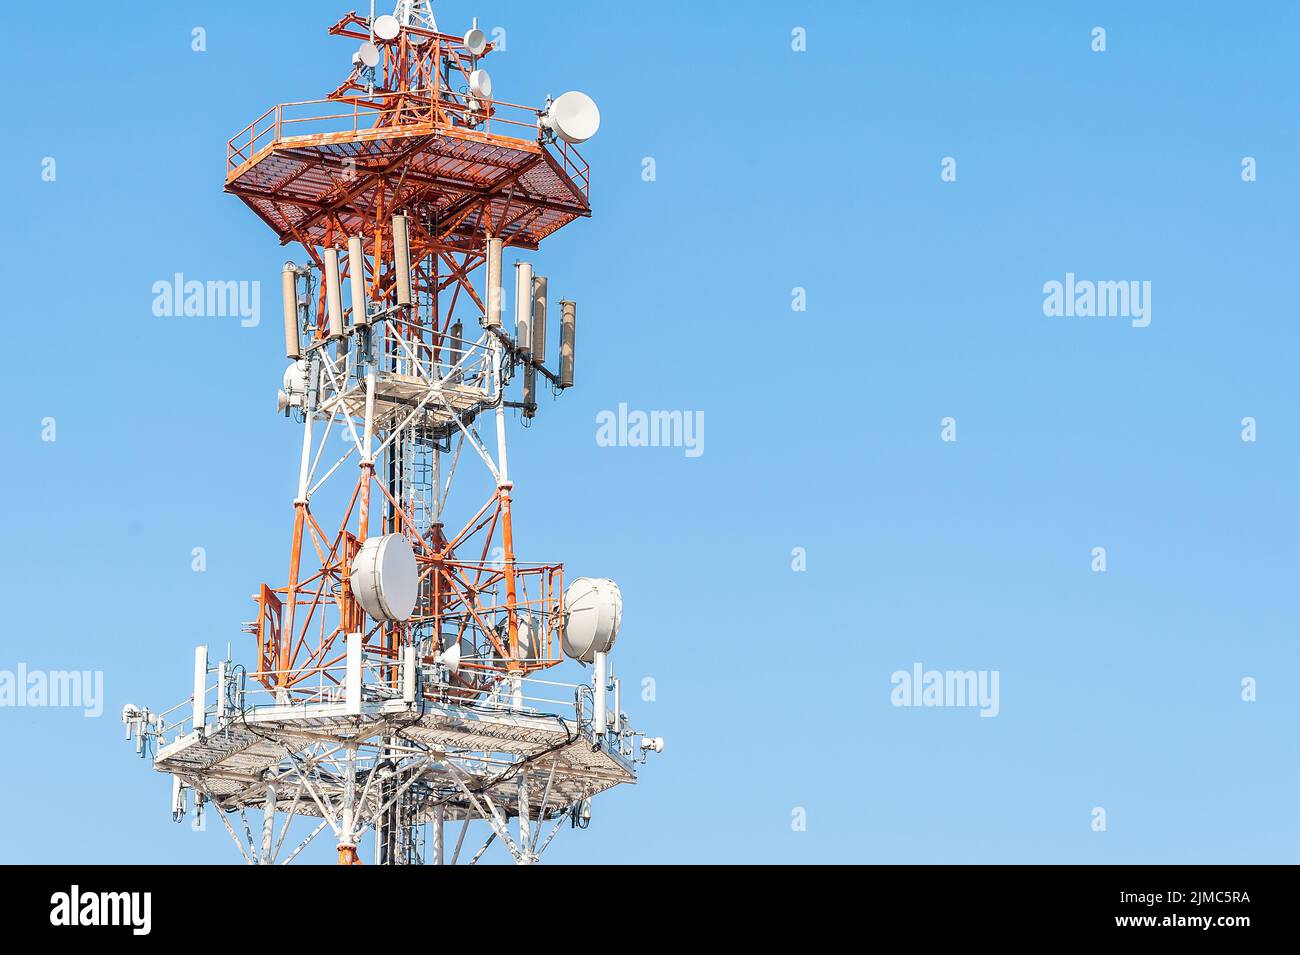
top-left (225, 92), bottom-right (591, 251)
top-left (319, 370), bottom-right (490, 431)
top-left (154, 696), bottom-right (634, 825)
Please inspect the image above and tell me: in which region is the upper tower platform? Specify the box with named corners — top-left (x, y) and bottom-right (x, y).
top-left (224, 12), bottom-right (591, 253)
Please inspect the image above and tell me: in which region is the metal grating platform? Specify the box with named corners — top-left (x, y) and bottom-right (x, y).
top-left (317, 373), bottom-right (489, 429)
top-left (226, 123), bottom-right (590, 251)
top-left (154, 698), bottom-right (636, 824)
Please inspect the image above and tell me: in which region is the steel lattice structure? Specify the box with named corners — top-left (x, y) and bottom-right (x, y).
top-left (124, 2), bottom-right (660, 866)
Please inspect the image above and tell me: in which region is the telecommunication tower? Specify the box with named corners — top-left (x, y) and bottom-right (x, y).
top-left (123, 1), bottom-right (662, 865)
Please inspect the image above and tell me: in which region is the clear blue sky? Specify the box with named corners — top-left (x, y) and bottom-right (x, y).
top-left (2, 0), bottom-right (1298, 863)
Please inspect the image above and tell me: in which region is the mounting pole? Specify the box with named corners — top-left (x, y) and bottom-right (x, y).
top-left (593, 650), bottom-right (608, 741)
top-left (337, 744), bottom-right (361, 865)
top-left (433, 804), bottom-right (445, 865)
top-left (192, 645), bottom-right (207, 734)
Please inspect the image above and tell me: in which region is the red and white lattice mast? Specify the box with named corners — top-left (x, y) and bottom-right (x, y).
top-left (123, 2), bottom-right (662, 866)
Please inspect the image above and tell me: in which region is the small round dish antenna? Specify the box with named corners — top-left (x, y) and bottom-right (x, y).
top-left (373, 14), bottom-right (400, 41)
top-left (541, 91), bottom-right (601, 145)
top-left (464, 27), bottom-right (487, 56)
top-left (469, 69), bottom-right (493, 99)
top-left (355, 41), bottom-right (379, 69)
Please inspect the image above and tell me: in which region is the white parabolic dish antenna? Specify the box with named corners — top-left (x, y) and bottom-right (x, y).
top-left (282, 359), bottom-right (308, 395)
top-left (542, 91), bottom-right (601, 145)
top-left (494, 614), bottom-right (539, 660)
top-left (562, 577), bottom-right (622, 662)
top-left (350, 534), bottom-right (418, 622)
top-left (373, 14), bottom-right (400, 41)
top-left (469, 69), bottom-right (493, 99)
top-left (463, 27), bottom-right (487, 56)
top-left (356, 41), bottom-right (379, 69)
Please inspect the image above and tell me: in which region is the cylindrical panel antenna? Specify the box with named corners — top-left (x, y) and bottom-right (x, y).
top-left (449, 320), bottom-right (463, 383)
top-left (531, 275), bottom-right (548, 367)
top-left (392, 213), bottom-right (412, 307)
top-left (484, 236), bottom-right (503, 329)
top-left (522, 365), bottom-right (536, 419)
top-left (613, 676), bottom-right (622, 734)
top-left (323, 247), bottom-right (344, 340)
top-left (559, 300), bottom-right (576, 388)
top-left (401, 645), bottom-right (417, 704)
top-left (514, 261), bottom-right (533, 355)
top-left (348, 235), bottom-right (368, 326)
top-left (281, 263), bottom-right (301, 360)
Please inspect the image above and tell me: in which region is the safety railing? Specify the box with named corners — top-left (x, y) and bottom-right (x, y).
top-left (144, 649), bottom-right (588, 746)
top-left (551, 136), bottom-right (591, 196)
top-left (379, 318), bottom-right (490, 386)
top-left (127, 642), bottom-right (660, 770)
top-left (227, 89), bottom-right (432, 171)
